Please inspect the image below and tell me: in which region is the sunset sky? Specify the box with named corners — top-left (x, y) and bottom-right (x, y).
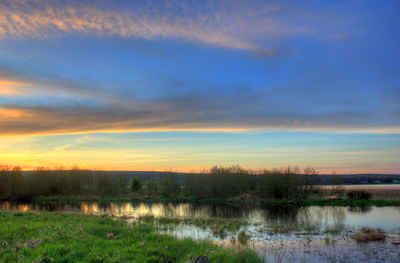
top-left (0, 0), bottom-right (399, 173)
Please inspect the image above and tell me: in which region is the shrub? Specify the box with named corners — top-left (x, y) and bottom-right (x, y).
top-left (142, 179), bottom-right (158, 194)
top-left (129, 177), bottom-right (142, 192)
top-left (159, 176), bottom-right (180, 197)
top-left (347, 190), bottom-right (372, 200)
top-left (256, 167), bottom-right (315, 200)
top-left (238, 230), bottom-right (250, 245)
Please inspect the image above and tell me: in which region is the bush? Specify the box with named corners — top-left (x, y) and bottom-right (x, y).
top-left (142, 179), bottom-right (158, 194)
top-left (238, 230), bottom-right (250, 245)
top-left (184, 166), bottom-right (256, 199)
top-left (347, 190), bottom-right (372, 200)
top-left (159, 176), bottom-right (180, 197)
top-left (129, 177), bottom-right (142, 192)
top-left (183, 166), bottom-right (317, 201)
top-left (256, 167), bottom-right (314, 201)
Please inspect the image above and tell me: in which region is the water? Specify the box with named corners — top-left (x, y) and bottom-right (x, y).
top-left (2, 201), bottom-right (400, 262)
top-left (1, 201), bottom-right (400, 231)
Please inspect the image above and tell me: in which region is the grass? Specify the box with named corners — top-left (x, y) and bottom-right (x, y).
top-left (323, 225), bottom-right (344, 235)
top-left (0, 211), bottom-right (262, 263)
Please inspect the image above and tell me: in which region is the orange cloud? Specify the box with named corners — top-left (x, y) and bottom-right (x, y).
top-left (0, 80), bottom-right (25, 95)
top-left (0, 105), bottom-right (399, 137)
top-left (0, 108), bottom-right (32, 119)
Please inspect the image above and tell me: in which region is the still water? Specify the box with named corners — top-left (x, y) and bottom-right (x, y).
top-left (1, 201), bottom-right (400, 232)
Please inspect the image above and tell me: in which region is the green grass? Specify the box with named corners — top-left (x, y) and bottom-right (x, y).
top-left (0, 211), bottom-right (262, 263)
top-left (323, 225), bottom-right (344, 235)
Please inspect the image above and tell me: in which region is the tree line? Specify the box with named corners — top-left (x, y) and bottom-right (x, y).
top-left (0, 165), bottom-right (319, 201)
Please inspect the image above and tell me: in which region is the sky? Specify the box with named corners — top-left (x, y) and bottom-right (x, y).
top-left (0, 0), bottom-right (399, 173)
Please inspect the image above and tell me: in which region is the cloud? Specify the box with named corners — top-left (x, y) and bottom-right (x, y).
top-left (0, 0), bottom-right (351, 54)
top-left (0, 1), bottom-right (391, 135)
top-left (0, 0), bottom-right (261, 51)
top-left (251, 47), bottom-right (291, 59)
top-left (1, 87), bottom-right (399, 136)
top-left (0, 65), bottom-right (126, 104)
top-left (1, 63), bottom-right (399, 135)
top-left (0, 108), bottom-right (31, 119)
top-left (0, 79), bottom-right (26, 95)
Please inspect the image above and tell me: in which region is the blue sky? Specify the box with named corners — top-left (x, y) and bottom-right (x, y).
top-left (0, 0), bottom-right (399, 173)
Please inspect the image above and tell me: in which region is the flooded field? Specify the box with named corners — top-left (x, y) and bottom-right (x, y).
top-left (1, 201), bottom-right (400, 262)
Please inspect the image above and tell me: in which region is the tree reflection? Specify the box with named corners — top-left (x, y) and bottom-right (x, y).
top-left (347, 206), bottom-right (372, 213)
top-left (261, 205), bottom-right (303, 224)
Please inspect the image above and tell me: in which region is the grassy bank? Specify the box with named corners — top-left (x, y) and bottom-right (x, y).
top-left (30, 195), bottom-right (400, 207)
top-left (0, 211), bottom-right (261, 263)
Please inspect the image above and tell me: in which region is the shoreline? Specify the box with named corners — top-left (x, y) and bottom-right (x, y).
top-left (2, 195), bottom-right (399, 207)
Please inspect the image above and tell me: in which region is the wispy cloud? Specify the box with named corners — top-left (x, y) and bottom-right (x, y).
top-left (0, 0), bottom-right (262, 51)
top-left (1, 63), bottom-right (399, 135)
top-left (0, 65), bottom-right (125, 104)
top-left (1, 91), bottom-right (399, 136)
top-left (0, 0), bottom-right (350, 54)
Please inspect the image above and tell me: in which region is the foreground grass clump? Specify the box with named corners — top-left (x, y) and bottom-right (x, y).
top-left (0, 212), bottom-right (262, 263)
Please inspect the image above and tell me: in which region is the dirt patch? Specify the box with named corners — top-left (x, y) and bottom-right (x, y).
top-left (352, 228), bottom-right (386, 242)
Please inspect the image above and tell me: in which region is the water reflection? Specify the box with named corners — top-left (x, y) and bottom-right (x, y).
top-left (1, 201), bottom-right (399, 231)
top-left (79, 202), bottom-right (253, 219)
top-left (348, 206), bottom-right (372, 213)
top-left (0, 201), bottom-right (31, 212)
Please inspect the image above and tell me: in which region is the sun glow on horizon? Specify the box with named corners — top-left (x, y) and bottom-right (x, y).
top-left (0, 131), bottom-right (399, 175)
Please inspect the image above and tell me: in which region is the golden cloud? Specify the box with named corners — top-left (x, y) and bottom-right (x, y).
top-left (0, 80), bottom-right (26, 96)
top-left (0, 108), bottom-right (32, 119)
top-left (0, 104), bottom-right (399, 137)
